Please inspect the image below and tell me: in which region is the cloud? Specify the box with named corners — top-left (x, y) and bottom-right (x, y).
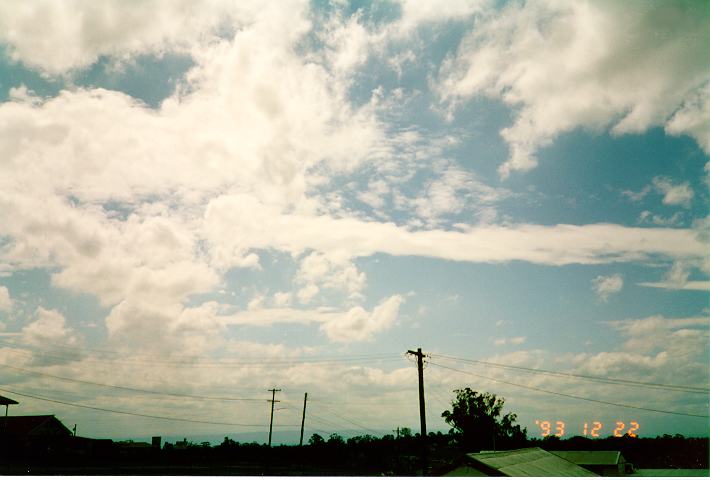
top-left (405, 163), bottom-right (509, 226)
top-left (638, 211), bottom-right (683, 227)
top-left (22, 307), bottom-right (75, 343)
top-left (0, 4), bottom-right (386, 348)
top-left (295, 252), bottom-right (366, 303)
top-left (605, 315), bottom-right (709, 358)
top-left (189, 295), bottom-right (405, 343)
top-left (395, 0), bottom-right (489, 34)
top-left (206, 196), bottom-right (707, 266)
top-left (0, 286), bottom-right (11, 312)
top-left (638, 281), bottom-right (710, 292)
top-left (272, 291), bottom-right (293, 307)
top-left (591, 273), bottom-right (623, 301)
top-left (494, 336), bottom-right (526, 347)
top-left (0, 0), bottom-right (279, 75)
top-left (320, 295), bottom-right (405, 343)
top-left (621, 186), bottom-right (652, 203)
top-left (436, 1), bottom-right (710, 177)
top-left (625, 177), bottom-right (694, 209)
top-left (18, 307), bottom-right (82, 365)
top-left (651, 177), bottom-right (694, 208)
top-left (665, 83), bottom-right (710, 154)
top-left (638, 261), bottom-right (710, 292)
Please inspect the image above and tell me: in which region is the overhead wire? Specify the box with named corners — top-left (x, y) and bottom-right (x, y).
top-left (428, 360), bottom-right (709, 419)
top-left (314, 400), bottom-right (382, 435)
top-left (0, 386), bottom-right (302, 427)
top-left (430, 352), bottom-right (709, 394)
top-left (0, 362), bottom-right (270, 402)
top-left (280, 403), bottom-right (342, 434)
top-left (0, 339), bottom-right (402, 367)
top-left (281, 400), bottom-right (363, 434)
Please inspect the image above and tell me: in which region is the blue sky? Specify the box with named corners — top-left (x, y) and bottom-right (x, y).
top-left (0, 0), bottom-right (707, 442)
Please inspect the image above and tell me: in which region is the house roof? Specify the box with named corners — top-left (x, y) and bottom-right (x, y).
top-left (551, 450), bottom-right (625, 466)
top-left (0, 415), bottom-right (72, 437)
top-left (468, 447), bottom-right (598, 477)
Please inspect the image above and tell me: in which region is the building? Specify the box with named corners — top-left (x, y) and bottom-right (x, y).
top-left (551, 450), bottom-right (631, 476)
top-left (1, 415), bottom-right (72, 440)
top-left (0, 415), bottom-right (73, 462)
top-left (441, 447), bottom-right (598, 476)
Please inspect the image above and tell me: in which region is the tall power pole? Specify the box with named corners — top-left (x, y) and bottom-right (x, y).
top-left (299, 392), bottom-right (308, 446)
top-left (267, 388), bottom-right (281, 447)
top-left (407, 348), bottom-right (427, 475)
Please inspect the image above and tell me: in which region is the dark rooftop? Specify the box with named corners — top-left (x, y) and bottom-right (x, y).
top-left (1, 415), bottom-right (72, 437)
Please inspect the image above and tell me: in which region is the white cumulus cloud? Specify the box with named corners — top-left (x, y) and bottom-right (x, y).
top-left (591, 273), bottom-right (623, 301)
top-left (0, 286), bottom-right (12, 312)
top-left (652, 177), bottom-right (694, 208)
top-left (436, 0), bottom-right (710, 177)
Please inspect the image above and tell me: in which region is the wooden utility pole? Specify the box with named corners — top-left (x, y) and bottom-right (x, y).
top-left (299, 392), bottom-right (308, 446)
top-left (267, 388), bottom-right (281, 447)
top-left (407, 348), bottom-right (427, 475)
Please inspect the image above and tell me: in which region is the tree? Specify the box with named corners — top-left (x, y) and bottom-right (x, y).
top-left (442, 388), bottom-right (527, 452)
top-left (308, 433), bottom-right (325, 446)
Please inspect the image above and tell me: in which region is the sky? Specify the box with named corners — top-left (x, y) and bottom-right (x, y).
top-left (0, 0), bottom-right (708, 443)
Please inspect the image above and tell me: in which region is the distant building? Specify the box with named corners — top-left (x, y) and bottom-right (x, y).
top-left (551, 450), bottom-right (631, 476)
top-left (441, 447), bottom-right (598, 476)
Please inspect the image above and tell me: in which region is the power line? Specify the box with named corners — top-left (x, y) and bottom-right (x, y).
top-left (298, 400), bottom-right (381, 435)
top-left (430, 353), bottom-right (709, 394)
top-left (0, 362), bottom-right (269, 402)
top-left (0, 340), bottom-right (402, 367)
top-left (281, 401), bottom-right (358, 432)
top-left (428, 361), bottom-right (709, 419)
top-left (0, 386), bottom-right (297, 427)
top-left (281, 404), bottom-right (343, 432)
top-left (0, 338), bottom-right (399, 365)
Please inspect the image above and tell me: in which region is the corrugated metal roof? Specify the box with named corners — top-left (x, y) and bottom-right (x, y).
top-left (551, 450), bottom-right (624, 466)
top-left (469, 447), bottom-right (598, 477)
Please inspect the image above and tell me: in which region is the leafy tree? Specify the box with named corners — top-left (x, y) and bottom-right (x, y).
top-left (442, 388), bottom-right (527, 452)
top-left (327, 433), bottom-right (345, 446)
top-left (308, 433), bottom-right (325, 446)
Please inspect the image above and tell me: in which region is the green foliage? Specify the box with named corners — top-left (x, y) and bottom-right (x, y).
top-left (441, 388), bottom-right (527, 452)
